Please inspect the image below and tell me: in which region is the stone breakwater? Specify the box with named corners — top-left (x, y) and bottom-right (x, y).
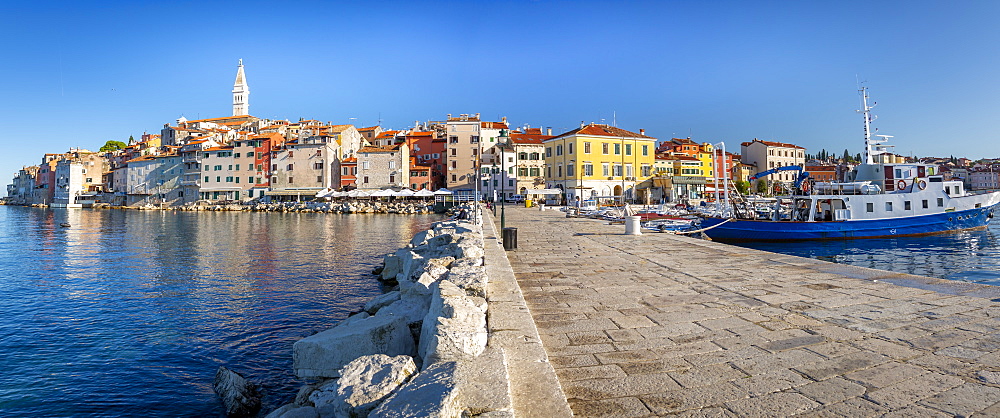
top-left (263, 215), bottom-right (517, 418)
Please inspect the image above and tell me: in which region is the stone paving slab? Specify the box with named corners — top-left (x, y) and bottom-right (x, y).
top-left (499, 207), bottom-right (1000, 417)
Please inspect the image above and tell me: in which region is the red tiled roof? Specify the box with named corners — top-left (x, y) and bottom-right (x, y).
top-left (740, 139), bottom-right (805, 150)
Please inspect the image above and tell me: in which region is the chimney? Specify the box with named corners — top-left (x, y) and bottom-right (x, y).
top-left (580, 121), bottom-right (585, 128)
top-left (447, 114), bottom-right (452, 119)
top-left (475, 113), bottom-right (480, 119)
top-left (501, 116), bottom-right (507, 124)
top-left (547, 128), bottom-right (552, 136)
top-left (640, 129), bottom-right (645, 136)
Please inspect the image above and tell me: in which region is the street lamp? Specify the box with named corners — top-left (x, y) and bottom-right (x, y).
top-left (500, 129), bottom-right (508, 231)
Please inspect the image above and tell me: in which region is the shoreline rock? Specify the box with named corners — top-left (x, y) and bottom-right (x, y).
top-left (266, 205), bottom-right (514, 417)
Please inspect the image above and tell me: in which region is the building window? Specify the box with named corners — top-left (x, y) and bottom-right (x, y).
top-left (518, 167), bottom-right (528, 176)
top-left (937, 198), bottom-right (944, 207)
top-left (614, 144), bottom-right (621, 155)
top-left (317, 175), bottom-right (323, 183)
top-left (249, 177), bottom-right (254, 184)
top-left (272, 176), bottom-right (278, 184)
top-left (287, 164), bottom-right (294, 171)
top-left (216, 176), bottom-right (221, 182)
top-left (866, 203), bottom-right (874, 212)
top-left (642, 145), bottom-right (648, 156)
top-left (602, 143), bottom-right (609, 154)
top-left (625, 144), bottom-right (632, 156)
top-left (235, 177), bottom-right (240, 184)
top-left (614, 165), bottom-right (622, 176)
top-left (451, 148), bottom-right (457, 156)
top-left (584, 142), bottom-right (591, 154)
top-left (530, 167), bottom-right (540, 177)
top-left (451, 174), bottom-right (457, 182)
top-left (288, 177), bottom-right (294, 183)
top-left (204, 176), bottom-right (209, 182)
top-left (362, 161), bottom-right (370, 170)
top-left (885, 202), bottom-right (893, 211)
top-left (641, 165), bottom-right (651, 177)
top-left (583, 163), bottom-right (593, 176)
top-left (568, 143), bottom-right (574, 154)
top-left (364, 176), bottom-right (369, 184)
top-left (603, 163), bottom-right (610, 177)
top-left (390, 174), bottom-right (396, 183)
top-left (567, 164), bottom-right (575, 177)
top-left (904, 201), bottom-right (911, 210)
top-left (314, 162), bottom-right (323, 169)
top-left (922, 200), bottom-right (929, 209)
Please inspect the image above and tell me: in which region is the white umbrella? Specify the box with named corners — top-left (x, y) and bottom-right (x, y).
top-left (370, 189), bottom-right (394, 197)
top-left (414, 189), bottom-right (435, 197)
top-left (347, 189), bottom-right (371, 198)
top-left (314, 188), bottom-right (333, 198)
top-left (433, 188), bottom-right (453, 195)
top-left (395, 188), bottom-right (415, 197)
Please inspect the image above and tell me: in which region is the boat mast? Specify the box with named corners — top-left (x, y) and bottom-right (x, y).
top-left (860, 86), bottom-right (875, 164)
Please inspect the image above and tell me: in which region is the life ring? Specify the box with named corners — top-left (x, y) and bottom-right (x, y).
top-left (897, 179), bottom-right (907, 189)
top-left (916, 179), bottom-right (927, 190)
top-left (800, 181), bottom-right (810, 194)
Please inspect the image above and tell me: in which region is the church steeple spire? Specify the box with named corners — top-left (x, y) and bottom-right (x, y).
top-left (232, 59), bottom-right (249, 116)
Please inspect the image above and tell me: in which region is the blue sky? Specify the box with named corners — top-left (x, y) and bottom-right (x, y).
top-left (3, 1), bottom-right (1000, 181)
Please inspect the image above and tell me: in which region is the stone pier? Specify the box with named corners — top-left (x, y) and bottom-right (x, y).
top-left (490, 206), bottom-right (1000, 417)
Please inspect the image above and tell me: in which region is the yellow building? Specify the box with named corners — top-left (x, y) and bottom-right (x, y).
top-left (543, 123), bottom-right (656, 203)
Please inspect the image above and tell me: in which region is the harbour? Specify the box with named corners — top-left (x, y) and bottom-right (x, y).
top-left (0, 205), bottom-right (442, 416)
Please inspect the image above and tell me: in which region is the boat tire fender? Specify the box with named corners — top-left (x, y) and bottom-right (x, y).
top-left (897, 179), bottom-right (907, 189)
top-left (916, 179), bottom-right (927, 190)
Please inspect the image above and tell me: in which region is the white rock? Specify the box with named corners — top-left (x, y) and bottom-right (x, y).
top-left (364, 291), bottom-right (401, 315)
top-left (380, 254), bottom-right (401, 281)
top-left (418, 280), bottom-right (488, 367)
top-left (446, 265), bottom-right (488, 298)
top-left (293, 314), bottom-right (416, 379)
top-left (310, 354), bottom-right (417, 418)
top-left (409, 230), bottom-right (435, 247)
top-left (213, 366), bottom-right (262, 417)
top-left (264, 404), bottom-right (319, 418)
top-left (367, 361), bottom-right (460, 418)
top-left (451, 257), bottom-right (483, 268)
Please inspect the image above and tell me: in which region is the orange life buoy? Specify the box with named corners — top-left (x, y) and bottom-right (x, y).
top-left (917, 179), bottom-right (927, 190)
top-left (897, 179), bottom-right (907, 189)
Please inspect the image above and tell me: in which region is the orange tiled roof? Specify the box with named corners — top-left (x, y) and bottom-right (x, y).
top-left (358, 145), bottom-right (401, 153)
top-left (549, 124), bottom-right (655, 140)
top-left (481, 121), bottom-right (509, 129)
top-left (341, 157), bottom-right (357, 163)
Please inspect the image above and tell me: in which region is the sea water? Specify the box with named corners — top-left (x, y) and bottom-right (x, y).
top-left (732, 222), bottom-right (1000, 286)
top-left (0, 206), bottom-right (443, 416)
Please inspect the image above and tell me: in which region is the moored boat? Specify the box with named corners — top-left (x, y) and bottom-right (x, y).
top-left (700, 86), bottom-right (1000, 241)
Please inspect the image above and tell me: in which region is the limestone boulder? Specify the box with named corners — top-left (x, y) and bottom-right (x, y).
top-left (293, 314), bottom-right (416, 379)
top-left (409, 229), bottom-right (435, 247)
top-left (364, 291), bottom-right (401, 315)
top-left (309, 354), bottom-right (417, 418)
top-left (370, 347), bottom-right (511, 418)
top-left (418, 280), bottom-right (488, 367)
top-left (446, 264), bottom-right (488, 298)
top-left (264, 405), bottom-right (319, 418)
top-left (368, 361), bottom-right (460, 418)
top-left (380, 254), bottom-right (401, 281)
top-left (213, 366), bottom-right (261, 417)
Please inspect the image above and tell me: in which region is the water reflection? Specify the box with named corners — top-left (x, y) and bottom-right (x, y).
top-left (737, 224), bottom-right (1000, 286)
top-left (0, 206), bottom-right (443, 416)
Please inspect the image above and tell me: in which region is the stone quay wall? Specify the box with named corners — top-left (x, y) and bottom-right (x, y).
top-left (263, 207), bottom-right (570, 418)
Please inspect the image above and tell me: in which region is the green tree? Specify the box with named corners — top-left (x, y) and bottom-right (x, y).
top-left (855, 153), bottom-right (862, 162)
top-left (842, 149), bottom-right (851, 161)
top-left (755, 180), bottom-right (768, 195)
top-left (734, 179), bottom-right (749, 195)
top-left (99, 140), bottom-right (127, 152)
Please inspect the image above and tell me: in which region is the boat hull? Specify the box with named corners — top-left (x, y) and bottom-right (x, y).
top-left (700, 204), bottom-right (997, 241)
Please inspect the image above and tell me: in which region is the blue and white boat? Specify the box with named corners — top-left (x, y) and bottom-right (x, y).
top-left (699, 87), bottom-right (1000, 241)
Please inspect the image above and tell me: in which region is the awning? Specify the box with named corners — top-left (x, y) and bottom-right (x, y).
top-left (265, 188), bottom-right (323, 196)
top-left (523, 188), bottom-right (563, 195)
top-left (433, 188), bottom-right (453, 195)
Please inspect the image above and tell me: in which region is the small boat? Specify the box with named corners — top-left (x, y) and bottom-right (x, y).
top-left (59, 223), bottom-right (71, 228)
top-left (699, 86), bottom-right (1000, 241)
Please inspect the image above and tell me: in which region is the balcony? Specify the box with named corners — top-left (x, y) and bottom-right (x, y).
top-left (179, 179), bottom-right (201, 186)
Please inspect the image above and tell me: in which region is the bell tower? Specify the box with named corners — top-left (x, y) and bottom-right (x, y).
top-left (232, 59), bottom-right (249, 116)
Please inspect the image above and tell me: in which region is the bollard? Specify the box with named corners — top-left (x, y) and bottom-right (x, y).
top-left (502, 227), bottom-right (518, 250)
top-left (624, 215), bottom-right (642, 235)
top-left (539, 203), bottom-right (545, 211)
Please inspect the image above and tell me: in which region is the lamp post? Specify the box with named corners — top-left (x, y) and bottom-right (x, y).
top-left (500, 129), bottom-right (508, 231)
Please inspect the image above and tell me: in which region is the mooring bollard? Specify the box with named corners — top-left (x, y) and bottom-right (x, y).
top-left (624, 215), bottom-right (642, 235)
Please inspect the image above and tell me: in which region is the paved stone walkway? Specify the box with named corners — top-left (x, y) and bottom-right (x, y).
top-left (501, 206), bottom-right (1000, 417)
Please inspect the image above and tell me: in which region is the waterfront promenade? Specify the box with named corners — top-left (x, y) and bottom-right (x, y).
top-left (497, 206), bottom-right (1000, 416)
